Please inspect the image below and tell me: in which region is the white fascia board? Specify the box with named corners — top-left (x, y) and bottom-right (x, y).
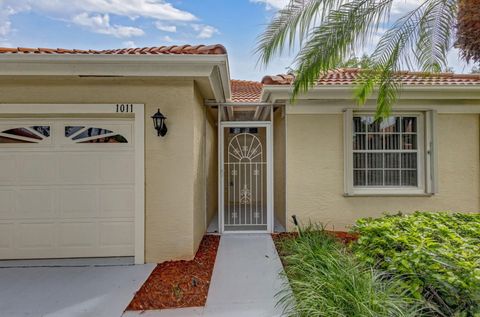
top-left (263, 85), bottom-right (480, 103)
top-left (216, 54), bottom-right (231, 101)
top-left (0, 54), bottom-right (231, 102)
top-left (287, 98), bottom-right (480, 114)
top-left (0, 53), bottom-right (229, 64)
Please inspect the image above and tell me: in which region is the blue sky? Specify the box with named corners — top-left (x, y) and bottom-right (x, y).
top-left (0, 0), bottom-right (473, 80)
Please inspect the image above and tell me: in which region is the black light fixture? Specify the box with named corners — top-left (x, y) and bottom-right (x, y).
top-left (151, 109), bottom-right (168, 137)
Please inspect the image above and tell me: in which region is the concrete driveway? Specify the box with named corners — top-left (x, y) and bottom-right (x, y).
top-left (0, 258), bottom-right (154, 317)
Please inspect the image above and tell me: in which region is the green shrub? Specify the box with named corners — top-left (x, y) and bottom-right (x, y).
top-left (276, 226), bottom-right (422, 317)
top-left (351, 212), bottom-right (480, 316)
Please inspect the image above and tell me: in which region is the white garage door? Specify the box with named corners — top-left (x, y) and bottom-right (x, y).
top-left (0, 118), bottom-right (135, 259)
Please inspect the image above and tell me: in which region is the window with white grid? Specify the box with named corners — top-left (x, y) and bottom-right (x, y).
top-left (352, 114), bottom-right (422, 188)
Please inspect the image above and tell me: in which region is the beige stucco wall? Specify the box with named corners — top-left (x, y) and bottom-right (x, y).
top-left (192, 85), bottom-right (207, 253)
top-left (274, 108), bottom-right (286, 228)
top-left (286, 113), bottom-right (480, 231)
top-left (205, 111), bottom-right (218, 227)
top-left (0, 76), bottom-right (208, 263)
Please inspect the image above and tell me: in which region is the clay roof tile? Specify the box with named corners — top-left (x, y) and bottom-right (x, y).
top-left (0, 44), bottom-right (228, 56)
top-left (261, 68), bottom-right (480, 86)
top-left (230, 80), bottom-right (263, 103)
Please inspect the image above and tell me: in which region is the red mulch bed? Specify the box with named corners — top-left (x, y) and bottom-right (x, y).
top-left (126, 235), bottom-right (220, 311)
top-left (272, 230), bottom-right (358, 245)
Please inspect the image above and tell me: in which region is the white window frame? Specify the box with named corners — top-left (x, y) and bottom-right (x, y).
top-left (344, 109), bottom-right (436, 196)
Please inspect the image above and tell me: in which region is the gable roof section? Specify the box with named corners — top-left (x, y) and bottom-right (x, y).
top-left (0, 44), bottom-right (227, 55)
top-left (230, 80), bottom-right (263, 103)
top-left (261, 68), bottom-right (480, 86)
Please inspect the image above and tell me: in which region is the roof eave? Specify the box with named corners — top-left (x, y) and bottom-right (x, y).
top-left (262, 84), bottom-right (480, 102)
top-left (0, 53), bottom-right (231, 102)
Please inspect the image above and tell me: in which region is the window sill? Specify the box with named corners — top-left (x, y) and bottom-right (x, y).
top-left (344, 189), bottom-right (433, 197)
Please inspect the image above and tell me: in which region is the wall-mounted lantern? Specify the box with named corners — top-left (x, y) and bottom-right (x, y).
top-left (151, 109), bottom-right (167, 137)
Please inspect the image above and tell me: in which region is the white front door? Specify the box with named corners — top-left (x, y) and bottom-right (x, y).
top-left (219, 123), bottom-right (273, 233)
top-left (0, 118), bottom-right (135, 259)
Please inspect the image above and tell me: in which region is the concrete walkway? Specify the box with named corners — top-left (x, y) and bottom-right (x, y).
top-left (0, 258), bottom-right (155, 317)
top-left (124, 234), bottom-right (290, 317)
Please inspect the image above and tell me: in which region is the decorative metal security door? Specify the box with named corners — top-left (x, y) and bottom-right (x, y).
top-left (220, 125), bottom-right (271, 232)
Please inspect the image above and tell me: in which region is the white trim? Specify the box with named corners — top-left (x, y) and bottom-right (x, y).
top-left (133, 104), bottom-right (145, 264)
top-left (284, 111), bottom-right (289, 229)
top-left (0, 54), bottom-right (229, 63)
top-left (263, 85), bottom-right (480, 104)
top-left (285, 99), bottom-right (480, 114)
top-left (287, 105), bottom-right (480, 115)
top-left (218, 121), bottom-right (273, 233)
top-left (344, 109), bottom-right (354, 195)
top-left (0, 103), bottom-right (145, 264)
top-left (268, 115), bottom-right (274, 233)
top-left (344, 190), bottom-right (432, 197)
top-left (217, 105), bottom-right (223, 234)
top-left (0, 104), bottom-right (138, 114)
top-left (425, 110), bottom-right (438, 194)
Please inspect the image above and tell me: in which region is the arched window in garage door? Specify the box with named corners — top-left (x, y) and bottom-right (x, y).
top-left (0, 126), bottom-right (50, 143)
top-left (65, 126), bottom-right (128, 143)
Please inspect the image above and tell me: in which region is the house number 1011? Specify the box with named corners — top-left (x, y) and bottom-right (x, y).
top-left (116, 104), bottom-right (133, 113)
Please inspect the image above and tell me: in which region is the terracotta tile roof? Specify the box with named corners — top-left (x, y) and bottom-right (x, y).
top-left (261, 68), bottom-right (480, 86)
top-left (0, 44), bottom-right (227, 55)
top-left (230, 79), bottom-right (263, 102)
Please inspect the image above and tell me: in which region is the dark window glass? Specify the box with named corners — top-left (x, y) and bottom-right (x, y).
top-left (229, 128), bottom-right (258, 134)
top-left (352, 115), bottom-right (419, 189)
top-left (385, 170), bottom-right (400, 186)
top-left (384, 134), bottom-right (400, 150)
top-left (402, 134), bottom-right (417, 150)
top-left (353, 170), bottom-right (366, 186)
top-left (401, 153), bottom-right (417, 169)
top-left (353, 134), bottom-right (366, 150)
top-left (72, 128), bottom-right (113, 140)
top-left (31, 126), bottom-right (50, 137)
top-left (401, 170), bottom-right (417, 186)
top-left (368, 134), bottom-right (383, 150)
top-left (367, 170), bottom-right (383, 186)
top-left (366, 117), bottom-right (380, 132)
top-left (0, 136), bottom-right (36, 143)
top-left (78, 135), bottom-right (128, 143)
top-left (385, 153), bottom-right (400, 168)
top-left (353, 153), bottom-right (365, 169)
top-left (353, 117), bottom-right (366, 132)
top-left (367, 153), bottom-right (383, 168)
top-left (380, 117), bottom-right (400, 133)
top-left (2, 128), bottom-right (42, 140)
top-left (402, 117), bottom-right (417, 133)
top-left (65, 126), bottom-right (85, 137)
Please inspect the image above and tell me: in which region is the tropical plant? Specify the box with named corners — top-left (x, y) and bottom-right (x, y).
top-left (351, 212), bottom-right (480, 316)
top-left (338, 54), bottom-right (374, 68)
top-left (256, 0), bottom-right (478, 119)
top-left (275, 226), bottom-right (423, 317)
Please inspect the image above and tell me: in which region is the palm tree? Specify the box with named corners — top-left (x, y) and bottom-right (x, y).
top-left (256, 0), bottom-right (478, 119)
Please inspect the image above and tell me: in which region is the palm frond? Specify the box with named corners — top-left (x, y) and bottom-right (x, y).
top-left (354, 0), bottom-right (457, 118)
top-left (371, 2), bottom-right (430, 68)
top-left (255, 0), bottom-right (344, 66)
top-left (256, 0), bottom-right (460, 119)
top-left (291, 0), bottom-right (395, 97)
top-left (416, 0), bottom-right (457, 72)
